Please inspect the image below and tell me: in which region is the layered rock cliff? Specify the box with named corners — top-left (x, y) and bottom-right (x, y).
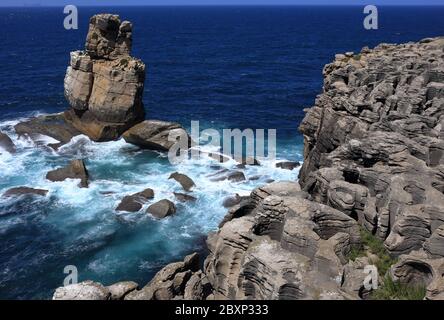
top-left (54, 37), bottom-right (444, 300)
top-left (64, 14), bottom-right (146, 141)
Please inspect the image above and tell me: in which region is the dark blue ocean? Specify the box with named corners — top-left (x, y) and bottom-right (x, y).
top-left (0, 6), bottom-right (443, 299)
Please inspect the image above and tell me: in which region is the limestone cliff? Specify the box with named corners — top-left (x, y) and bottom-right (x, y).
top-left (54, 37), bottom-right (444, 300)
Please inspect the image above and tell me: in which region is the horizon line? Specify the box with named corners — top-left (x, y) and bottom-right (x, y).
top-left (2, 4), bottom-right (444, 8)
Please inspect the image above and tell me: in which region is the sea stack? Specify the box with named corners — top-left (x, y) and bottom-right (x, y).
top-left (63, 14), bottom-right (146, 141)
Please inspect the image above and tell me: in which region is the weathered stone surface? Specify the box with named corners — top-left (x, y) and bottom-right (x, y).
top-left (389, 250), bottom-right (444, 300)
top-left (168, 172), bottom-right (195, 192)
top-left (124, 253), bottom-right (200, 300)
top-left (107, 281), bottom-right (138, 300)
top-left (147, 199), bottom-right (176, 219)
top-left (123, 120), bottom-right (189, 151)
top-left (46, 159), bottom-right (89, 188)
top-left (3, 187), bottom-right (48, 198)
top-left (0, 131), bottom-right (15, 153)
top-left (116, 188), bottom-right (154, 212)
top-left (52, 281), bottom-right (110, 300)
top-left (299, 37), bottom-right (444, 257)
top-left (63, 14), bottom-right (145, 141)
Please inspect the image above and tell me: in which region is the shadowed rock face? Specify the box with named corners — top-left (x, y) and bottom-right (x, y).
top-left (298, 37), bottom-right (444, 257)
top-left (63, 14), bottom-right (145, 141)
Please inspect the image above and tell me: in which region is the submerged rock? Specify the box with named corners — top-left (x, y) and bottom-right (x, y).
top-left (123, 120), bottom-right (190, 151)
top-left (46, 159), bottom-right (89, 188)
top-left (147, 199), bottom-right (177, 219)
top-left (0, 131), bottom-right (16, 153)
top-left (3, 187), bottom-right (48, 198)
top-left (168, 172), bottom-right (195, 192)
top-left (63, 14), bottom-right (145, 141)
top-left (116, 188), bottom-right (154, 212)
top-left (276, 161), bottom-right (300, 170)
top-left (14, 113), bottom-right (81, 148)
top-left (173, 192), bottom-right (197, 202)
top-left (210, 170), bottom-right (246, 182)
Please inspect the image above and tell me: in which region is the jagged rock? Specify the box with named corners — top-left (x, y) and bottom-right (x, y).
top-left (123, 120), bottom-right (189, 151)
top-left (0, 131), bottom-right (15, 153)
top-left (341, 257), bottom-right (372, 299)
top-left (46, 159), bottom-right (89, 188)
top-left (125, 253), bottom-right (200, 300)
top-left (107, 281), bottom-right (138, 300)
top-left (63, 14), bottom-right (145, 141)
top-left (173, 192), bottom-right (197, 202)
top-left (3, 187), bottom-right (48, 198)
top-left (147, 199), bottom-right (176, 219)
top-left (299, 36), bottom-right (444, 257)
top-left (116, 188), bottom-right (154, 212)
top-left (52, 281), bottom-right (110, 300)
top-left (168, 172), bottom-right (195, 192)
top-left (276, 161), bottom-right (300, 170)
top-left (14, 113), bottom-right (81, 148)
top-left (424, 225), bottom-right (444, 258)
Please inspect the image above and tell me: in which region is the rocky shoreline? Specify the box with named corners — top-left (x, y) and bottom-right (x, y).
top-left (53, 35), bottom-right (444, 300)
top-left (2, 13), bottom-right (443, 300)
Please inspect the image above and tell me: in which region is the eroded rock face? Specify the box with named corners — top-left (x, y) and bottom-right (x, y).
top-left (203, 182), bottom-right (361, 299)
top-left (63, 14), bottom-right (145, 141)
top-left (116, 188), bottom-right (154, 212)
top-left (299, 37), bottom-right (444, 258)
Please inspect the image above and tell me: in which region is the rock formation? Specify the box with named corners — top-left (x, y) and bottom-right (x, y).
top-left (0, 131), bottom-right (16, 153)
top-left (53, 37), bottom-right (444, 300)
top-left (115, 188), bottom-right (154, 212)
top-left (46, 159), bottom-right (89, 188)
top-left (63, 14), bottom-right (146, 141)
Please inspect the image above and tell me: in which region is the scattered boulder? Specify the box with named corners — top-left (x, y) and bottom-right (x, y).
top-left (46, 159), bottom-right (89, 188)
top-left (123, 120), bottom-right (189, 151)
top-left (116, 188), bottom-right (154, 212)
top-left (3, 187), bottom-right (48, 198)
top-left (276, 161), bottom-right (300, 170)
top-left (0, 131), bottom-right (16, 153)
top-left (52, 281), bottom-right (110, 300)
top-left (173, 192), bottom-right (197, 202)
top-left (107, 281), bottom-right (138, 300)
top-left (168, 172), bottom-right (195, 191)
top-left (147, 199), bottom-right (177, 219)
